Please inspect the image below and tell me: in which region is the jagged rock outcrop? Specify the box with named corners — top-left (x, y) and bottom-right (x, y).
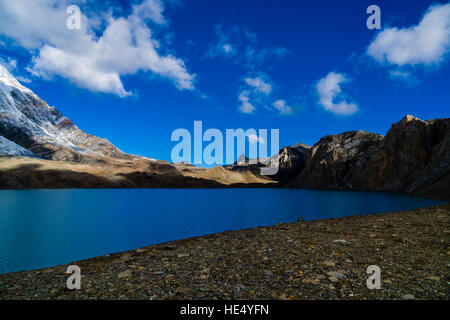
top-left (289, 116), bottom-right (450, 199)
top-left (273, 144), bottom-right (311, 181)
top-left (355, 116), bottom-right (450, 198)
top-left (291, 130), bottom-right (384, 188)
top-left (227, 143), bottom-right (311, 183)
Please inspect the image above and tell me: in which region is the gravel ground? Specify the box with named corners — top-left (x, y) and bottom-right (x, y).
top-left (1, 204), bottom-right (449, 300)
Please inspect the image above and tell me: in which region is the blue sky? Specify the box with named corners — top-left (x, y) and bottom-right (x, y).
top-left (0, 0), bottom-right (449, 162)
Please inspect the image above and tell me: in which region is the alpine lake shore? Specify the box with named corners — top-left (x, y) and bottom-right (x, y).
top-left (1, 203), bottom-right (448, 300)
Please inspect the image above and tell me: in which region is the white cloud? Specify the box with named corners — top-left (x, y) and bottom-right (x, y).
top-left (30, 44), bottom-right (131, 96)
top-left (244, 76), bottom-right (272, 94)
top-left (272, 99), bottom-right (293, 115)
top-left (238, 75), bottom-right (273, 114)
top-left (247, 133), bottom-right (265, 144)
top-left (0, 0), bottom-right (74, 50)
top-left (389, 69), bottom-right (411, 79)
top-left (388, 69), bottom-right (420, 87)
top-left (133, 0), bottom-right (166, 24)
top-left (238, 90), bottom-right (255, 114)
top-left (0, 56), bottom-right (17, 72)
top-left (0, 0), bottom-right (195, 96)
top-left (206, 24), bottom-right (240, 58)
top-left (0, 55), bottom-right (32, 84)
top-left (206, 24), bottom-right (289, 68)
top-left (244, 46), bottom-right (290, 67)
top-left (238, 75), bottom-right (293, 115)
top-left (15, 75), bottom-right (32, 84)
top-left (316, 72), bottom-right (358, 116)
top-left (367, 4), bottom-right (450, 66)
top-left (222, 43), bottom-right (234, 54)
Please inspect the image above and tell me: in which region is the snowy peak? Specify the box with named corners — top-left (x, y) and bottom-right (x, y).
top-left (0, 65), bottom-right (31, 94)
top-left (0, 65), bottom-right (132, 162)
top-left (0, 136), bottom-right (35, 157)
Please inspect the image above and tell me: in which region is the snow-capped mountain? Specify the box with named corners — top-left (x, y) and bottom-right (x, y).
top-left (0, 136), bottom-right (35, 157)
top-left (0, 65), bottom-right (131, 161)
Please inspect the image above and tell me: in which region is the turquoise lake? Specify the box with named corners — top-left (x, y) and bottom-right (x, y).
top-left (0, 189), bottom-right (444, 274)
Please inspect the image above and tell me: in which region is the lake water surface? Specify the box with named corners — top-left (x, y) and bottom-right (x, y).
top-left (0, 189), bottom-right (444, 274)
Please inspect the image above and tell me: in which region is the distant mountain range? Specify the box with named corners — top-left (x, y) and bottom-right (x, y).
top-left (0, 65), bottom-right (448, 199)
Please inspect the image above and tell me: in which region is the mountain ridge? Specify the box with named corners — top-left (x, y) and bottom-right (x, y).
top-left (0, 65), bottom-right (448, 199)
top-left (287, 115), bottom-right (450, 199)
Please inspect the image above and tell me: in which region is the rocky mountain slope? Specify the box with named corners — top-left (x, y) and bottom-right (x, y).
top-left (224, 143), bottom-right (312, 182)
top-left (0, 65), bottom-right (133, 162)
top-left (288, 116), bottom-right (450, 199)
top-left (274, 144), bottom-right (311, 181)
top-left (0, 136), bottom-right (35, 157)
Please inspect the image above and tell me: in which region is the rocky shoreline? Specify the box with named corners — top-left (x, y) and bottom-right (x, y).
top-left (1, 203), bottom-right (448, 300)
